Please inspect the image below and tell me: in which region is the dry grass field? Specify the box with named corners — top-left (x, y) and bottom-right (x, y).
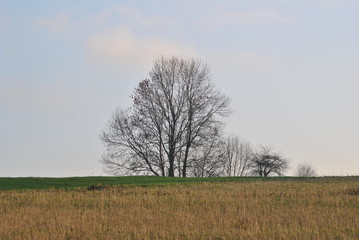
top-left (0, 179), bottom-right (358, 239)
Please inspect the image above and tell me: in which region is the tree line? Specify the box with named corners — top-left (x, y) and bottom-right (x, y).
top-left (101, 56), bottom-right (315, 177)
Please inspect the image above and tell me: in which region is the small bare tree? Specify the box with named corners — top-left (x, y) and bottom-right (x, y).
top-left (223, 135), bottom-right (252, 176)
top-left (188, 132), bottom-right (225, 177)
top-left (248, 146), bottom-right (289, 177)
top-left (296, 163), bottom-right (317, 177)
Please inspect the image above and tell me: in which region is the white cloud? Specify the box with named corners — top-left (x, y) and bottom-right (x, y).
top-left (38, 13), bottom-right (69, 33)
top-left (87, 27), bottom-right (197, 69)
top-left (199, 9), bottom-right (291, 27)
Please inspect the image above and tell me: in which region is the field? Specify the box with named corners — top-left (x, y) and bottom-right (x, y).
top-left (0, 176), bottom-right (309, 191)
top-left (0, 177), bottom-right (358, 239)
top-left (0, 176), bottom-right (205, 190)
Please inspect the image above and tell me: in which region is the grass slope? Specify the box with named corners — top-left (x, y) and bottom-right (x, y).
top-left (0, 176), bottom-right (358, 190)
top-left (0, 179), bottom-right (358, 239)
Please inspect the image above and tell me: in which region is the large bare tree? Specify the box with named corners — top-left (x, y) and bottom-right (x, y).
top-left (101, 56), bottom-right (230, 177)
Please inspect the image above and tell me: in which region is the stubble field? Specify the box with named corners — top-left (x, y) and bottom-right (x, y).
top-left (0, 177), bottom-right (358, 240)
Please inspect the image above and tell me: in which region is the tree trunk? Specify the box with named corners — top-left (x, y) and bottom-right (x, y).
top-left (182, 142), bottom-right (191, 177)
top-left (168, 148), bottom-right (175, 177)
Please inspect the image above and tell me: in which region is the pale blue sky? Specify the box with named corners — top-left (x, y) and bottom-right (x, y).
top-left (1, 0), bottom-right (358, 176)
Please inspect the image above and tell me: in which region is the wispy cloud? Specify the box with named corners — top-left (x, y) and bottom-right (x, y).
top-left (206, 50), bottom-right (282, 78)
top-left (95, 6), bottom-right (170, 26)
top-left (0, 84), bottom-right (80, 112)
top-left (0, 12), bottom-right (10, 32)
top-left (87, 26), bottom-right (197, 69)
top-left (199, 9), bottom-right (291, 27)
top-left (311, 0), bottom-right (351, 8)
top-left (38, 13), bottom-right (69, 33)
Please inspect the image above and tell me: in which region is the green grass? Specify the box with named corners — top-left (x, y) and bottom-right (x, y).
top-left (0, 175), bottom-right (358, 191)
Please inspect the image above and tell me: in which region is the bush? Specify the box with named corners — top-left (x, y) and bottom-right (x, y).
top-left (87, 183), bottom-right (105, 191)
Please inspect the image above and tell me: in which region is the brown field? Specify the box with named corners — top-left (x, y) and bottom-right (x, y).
top-left (0, 180), bottom-right (358, 240)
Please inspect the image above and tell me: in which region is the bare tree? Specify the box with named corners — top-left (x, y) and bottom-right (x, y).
top-left (101, 56), bottom-right (231, 177)
top-left (187, 128), bottom-right (226, 177)
top-left (223, 135), bottom-right (252, 176)
top-left (248, 146), bottom-right (289, 177)
top-left (296, 163), bottom-right (317, 177)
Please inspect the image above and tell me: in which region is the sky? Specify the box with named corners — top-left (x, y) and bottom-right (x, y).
top-left (1, 0), bottom-right (358, 177)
